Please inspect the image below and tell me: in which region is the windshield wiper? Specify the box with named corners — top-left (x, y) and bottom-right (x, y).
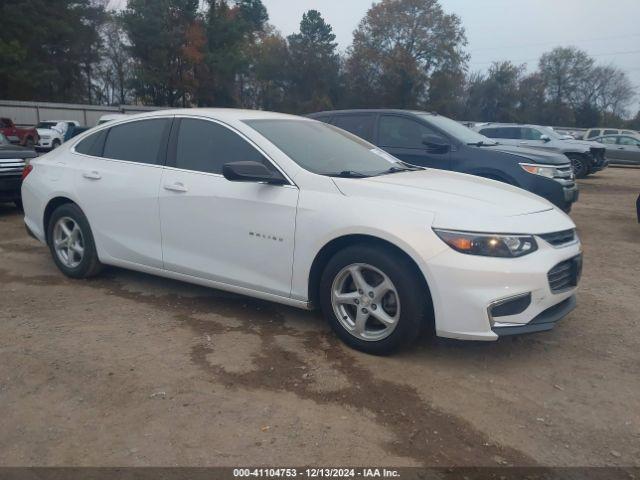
top-left (323, 170), bottom-right (370, 178)
top-left (467, 141), bottom-right (497, 147)
top-left (376, 164), bottom-right (422, 176)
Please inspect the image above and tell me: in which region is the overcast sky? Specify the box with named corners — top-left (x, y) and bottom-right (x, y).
top-left (262, 0), bottom-right (640, 111)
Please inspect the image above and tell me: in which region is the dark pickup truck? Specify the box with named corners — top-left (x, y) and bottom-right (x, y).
top-left (0, 117), bottom-right (39, 147)
top-left (0, 133), bottom-right (37, 208)
top-left (309, 109), bottom-right (579, 212)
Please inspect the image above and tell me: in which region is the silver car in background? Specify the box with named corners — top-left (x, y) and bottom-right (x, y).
top-left (593, 135), bottom-right (640, 166)
top-left (474, 123), bottom-right (608, 178)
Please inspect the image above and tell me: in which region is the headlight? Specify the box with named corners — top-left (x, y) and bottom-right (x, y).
top-left (519, 163), bottom-right (557, 179)
top-left (433, 229), bottom-right (538, 258)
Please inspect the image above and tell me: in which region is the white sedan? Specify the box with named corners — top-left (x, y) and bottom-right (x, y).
top-left (21, 109), bottom-right (581, 354)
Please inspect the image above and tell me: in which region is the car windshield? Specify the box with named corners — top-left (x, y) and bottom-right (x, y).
top-left (539, 126), bottom-right (564, 140)
top-left (245, 119), bottom-right (413, 177)
top-left (0, 133), bottom-right (8, 145)
top-left (37, 122), bottom-right (58, 129)
top-left (418, 114), bottom-right (497, 145)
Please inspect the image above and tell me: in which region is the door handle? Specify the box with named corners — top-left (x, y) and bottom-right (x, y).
top-left (164, 182), bottom-right (188, 193)
top-left (82, 171), bottom-right (101, 180)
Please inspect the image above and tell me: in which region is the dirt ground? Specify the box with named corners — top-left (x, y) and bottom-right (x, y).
top-left (0, 166), bottom-right (638, 468)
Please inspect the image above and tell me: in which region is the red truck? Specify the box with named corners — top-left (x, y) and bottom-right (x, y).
top-left (0, 118), bottom-right (39, 147)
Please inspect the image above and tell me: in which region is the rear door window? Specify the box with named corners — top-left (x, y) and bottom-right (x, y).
top-left (331, 114), bottom-right (375, 143)
top-left (378, 115), bottom-right (437, 148)
top-left (103, 118), bottom-right (170, 165)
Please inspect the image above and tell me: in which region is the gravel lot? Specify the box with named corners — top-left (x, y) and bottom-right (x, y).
top-left (0, 166), bottom-right (638, 467)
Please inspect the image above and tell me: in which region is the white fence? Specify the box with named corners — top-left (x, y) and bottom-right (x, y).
top-left (0, 100), bottom-right (161, 127)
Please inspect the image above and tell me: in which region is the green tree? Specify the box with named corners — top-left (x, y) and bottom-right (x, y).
top-left (345, 0), bottom-right (468, 108)
top-left (122, 0), bottom-right (200, 107)
top-left (243, 28), bottom-right (290, 111)
top-left (465, 61), bottom-right (523, 122)
top-left (197, 0), bottom-right (268, 107)
top-left (0, 0), bottom-right (105, 103)
top-left (538, 47), bottom-right (594, 123)
top-left (285, 10), bottom-right (340, 113)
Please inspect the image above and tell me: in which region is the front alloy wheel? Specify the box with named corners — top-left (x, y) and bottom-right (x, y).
top-left (331, 263), bottom-right (400, 342)
top-left (319, 244), bottom-right (429, 354)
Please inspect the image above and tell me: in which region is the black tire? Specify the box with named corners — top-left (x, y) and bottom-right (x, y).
top-left (14, 199), bottom-right (23, 211)
top-left (51, 139), bottom-right (61, 150)
top-left (319, 244), bottom-right (429, 355)
top-left (47, 203), bottom-right (103, 278)
top-left (568, 153), bottom-right (589, 179)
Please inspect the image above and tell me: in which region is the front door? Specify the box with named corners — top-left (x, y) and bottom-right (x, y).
top-left (376, 114), bottom-right (451, 169)
top-left (158, 117), bottom-right (299, 298)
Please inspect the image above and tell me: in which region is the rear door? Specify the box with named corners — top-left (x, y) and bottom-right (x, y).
top-left (377, 114), bottom-right (451, 169)
top-left (72, 117), bottom-right (172, 268)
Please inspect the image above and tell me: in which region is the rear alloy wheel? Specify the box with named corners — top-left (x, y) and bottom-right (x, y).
top-left (320, 244), bottom-right (428, 354)
top-left (47, 203), bottom-right (102, 278)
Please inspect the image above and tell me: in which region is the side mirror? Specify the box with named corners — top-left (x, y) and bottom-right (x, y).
top-left (540, 134), bottom-right (551, 142)
top-left (222, 161), bottom-right (287, 185)
top-left (422, 134), bottom-right (449, 150)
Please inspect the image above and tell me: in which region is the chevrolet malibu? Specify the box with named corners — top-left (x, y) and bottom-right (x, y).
top-left (21, 110), bottom-right (582, 354)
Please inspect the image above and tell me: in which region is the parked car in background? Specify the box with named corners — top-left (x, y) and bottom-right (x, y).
top-left (35, 120), bottom-right (81, 151)
top-left (593, 135), bottom-right (640, 165)
top-left (22, 109), bottom-right (582, 354)
top-left (64, 124), bottom-right (93, 142)
top-left (97, 113), bottom-right (128, 125)
top-left (0, 132), bottom-right (37, 208)
top-left (309, 110), bottom-right (578, 212)
top-left (0, 118), bottom-right (39, 147)
top-left (584, 128), bottom-right (639, 140)
top-left (474, 123), bottom-right (607, 178)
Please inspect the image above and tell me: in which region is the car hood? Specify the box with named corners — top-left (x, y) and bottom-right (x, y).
top-left (332, 169), bottom-right (574, 233)
top-left (0, 144), bottom-right (37, 159)
top-left (484, 144), bottom-right (569, 165)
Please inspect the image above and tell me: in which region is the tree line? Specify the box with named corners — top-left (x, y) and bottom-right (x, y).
top-left (1, 0), bottom-right (638, 128)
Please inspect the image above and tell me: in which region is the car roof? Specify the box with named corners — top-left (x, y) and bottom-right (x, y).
top-left (108, 108), bottom-right (306, 123)
top-left (308, 109), bottom-right (438, 117)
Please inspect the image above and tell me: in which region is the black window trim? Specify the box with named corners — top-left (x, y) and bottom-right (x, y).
top-left (165, 114), bottom-right (296, 187)
top-left (71, 115), bottom-right (175, 167)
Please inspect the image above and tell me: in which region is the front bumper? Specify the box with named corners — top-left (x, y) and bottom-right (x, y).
top-left (492, 295), bottom-right (576, 336)
top-left (424, 236), bottom-right (581, 341)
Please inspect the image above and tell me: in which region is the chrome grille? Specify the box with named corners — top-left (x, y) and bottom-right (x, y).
top-left (539, 229), bottom-right (576, 247)
top-left (0, 158), bottom-right (26, 177)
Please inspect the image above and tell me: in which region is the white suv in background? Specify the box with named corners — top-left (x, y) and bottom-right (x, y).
top-left (21, 110), bottom-right (582, 354)
top-left (35, 120), bottom-right (80, 151)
